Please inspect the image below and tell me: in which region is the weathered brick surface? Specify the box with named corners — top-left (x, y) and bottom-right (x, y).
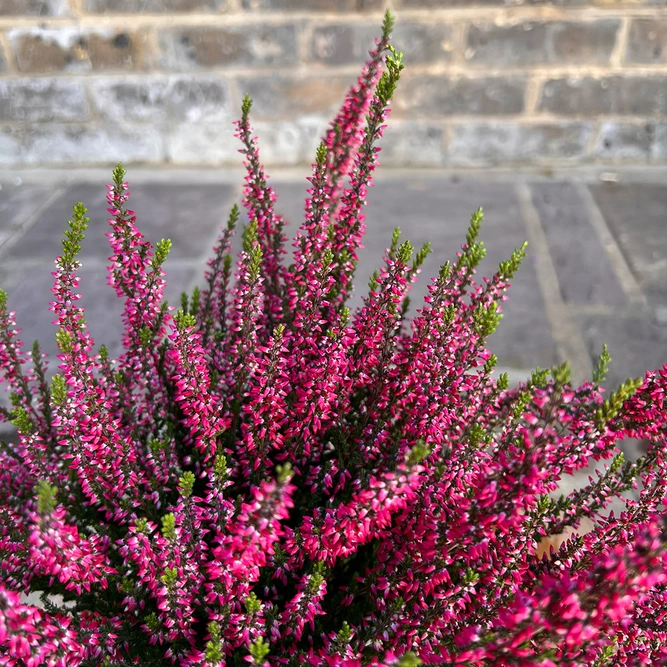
top-left (403, 0), bottom-right (505, 6)
top-left (90, 76), bottom-right (231, 123)
top-left (539, 76), bottom-right (667, 116)
top-left (86, 0), bottom-right (227, 12)
top-left (158, 24), bottom-right (298, 69)
top-left (466, 20), bottom-right (620, 67)
top-left (594, 122), bottom-right (656, 160)
top-left (242, 0), bottom-right (355, 9)
top-left (237, 74), bottom-right (351, 120)
top-left (378, 122), bottom-right (446, 167)
top-left (396, 74), bottom-right (525, 118)
top-left (449, 122), bottom-right (594, 165)
top-left (167, 124), bottom-right (239, 165)
top-left (0, 80), bottom-right (89, 122)
top-left (0, 0), bottom-right (70, 15)
top-left (168, 118), bottom-right (323, 165)
top-left (2, 2), bottom-right (667, 168)
top-left (311, 22), bottom-right (454, 66)
top-left (1, 124), bottom-right (163, 165)
top-left (626, 19), bottom-right (667, 64)
top-left (653, 124), bottom-right (667, 161)
top-left (8, 28), bottom-right (147, 73)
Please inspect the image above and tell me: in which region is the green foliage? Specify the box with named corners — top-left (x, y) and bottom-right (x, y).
top-left (214, 454), bottom-right (229, 482)
top-left (227, 203), bottom-right (240, 231)
top-left (336, 621), bottom-right (352, 647)
top-left (473, 302), bottom-right (502, 338)
top-left (149, 438), bottom-right (166, 455)
top-left (61, 203), bottom-right (89, 266)
top-left (249, 636), bottom-right (270, 664)
top-left (551, 362), bottom-right (572, 388)
top-left (406, 439), bottom-right (432, 466)
top-left (152, 238), bottom-right (172, 270)
top-left (145, 612), bottom-right (161, 633)
top-left (468, 423), bottom-right (491, 448)
top-left (376, 46), bottom-right (404, 104)
top-left (389, 227), bottom-right (401, 259)
top-left (139, 327), bottom-right (152, 347)
top-left (51, 374), bottom-right (67, 406)
top-left (528, 367), bottom-right (550, 390)
top-left (242, 94), bottom-right (253, 121)
top-left (189, 286), bottom-right (201, 318)
top-left (498, 242), bottom-right (528, 281)
top-left (496, 372), bottom-right (510, 392)
top-left (161, 513), bottom-right (176, 541)
top-left (396, 240), bottom-right (414, 266)
top-left (461, 209), bottom-right (486, 270)
top-left (36, 479), bottom-right (58, 514)
top-left (135, 518), bottom-right (149, 534)
top-left (112, 162), bottom-right (127, 188)
top-left (316, 142), bottom-right (328, 167)
top-left (593, 344), bottom-right (612, 385)
top-left (368, 270), bottom-right (380, 293)
top-left (205, 622), bottom-right (224, 663)
top-left (321, 249), bottom-right (334, 273)
top-left (243, 219), bottom-right (263, 281)
top-left (56, 328), bottom-right (74, 354)
top-left (513, 390), bottom-right (531, 420)
top-left (11, 407), bottom-right (33, 434)
top-left (174, 309), bottom-right (196, 331)
top-left (161, 567), bottom-right (178, 587)
top-left (596, 377), bottom-right (643, 427)
top-left (245, 592), bottom-right (263, 615)
top-left (412, 241), bottom-right (431, 272)
top-left (484, 354), bottom-right (498, 374)
top-left (273, 324), bottom-right (286, 342)
top-left (276, 462), bottom-right (293, 485)
top-left (178, 471), bottom-right (195, 498)
top-left (307, 562), bottom-right (328, 594)
top-left (439, 260), bottom-right (452, 281)
top-left (381, 9), bottom-right (395, 41)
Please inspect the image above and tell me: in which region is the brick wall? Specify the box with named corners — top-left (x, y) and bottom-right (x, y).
top-left (1, 0), bottom-right (667, 168)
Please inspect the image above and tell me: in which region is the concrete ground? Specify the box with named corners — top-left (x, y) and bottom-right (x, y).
top-left (1, 165), bottom-right (666, 471)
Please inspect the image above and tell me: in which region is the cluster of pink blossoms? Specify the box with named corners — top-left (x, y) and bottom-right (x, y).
top-left (1, 11), bottom-right (667, 667)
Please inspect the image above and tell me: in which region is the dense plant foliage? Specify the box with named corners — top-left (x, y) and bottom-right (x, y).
top-left (1, 11), bottom-right (667, 666)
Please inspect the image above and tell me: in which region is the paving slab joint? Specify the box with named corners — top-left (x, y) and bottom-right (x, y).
top-left (516, 182), bottom-right (593, 386)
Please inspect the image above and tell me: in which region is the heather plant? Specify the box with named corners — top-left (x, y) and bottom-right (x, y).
top-left (2, 11), bottom-right (667, 666)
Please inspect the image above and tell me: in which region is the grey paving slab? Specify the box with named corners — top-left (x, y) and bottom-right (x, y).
top-left (0, 260), bottom-right (198, 363)
top-left (530, 182), bottom-right (626, 306)
top-left (580, 314), bottom-right (667, 390)
top-left (2, 170), bottom-right (666, 388)
top-left (589, 183), bottom-right (667, 305)
top-left (6, 182), bottom-right (237, 261)
top-left (0, 182), bottom-right (53, 248)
